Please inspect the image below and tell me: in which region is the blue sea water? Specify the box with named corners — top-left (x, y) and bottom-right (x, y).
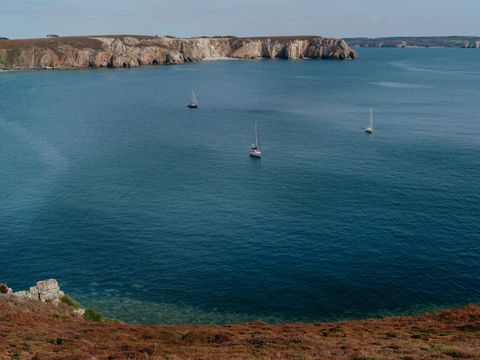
top-left (0, 48), bottom-right (479, 324)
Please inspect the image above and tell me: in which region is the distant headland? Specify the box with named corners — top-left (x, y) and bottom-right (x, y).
top-left (0, 35), bottom-right (357, 71)
top-left (345, 36), bottom-right (480, 48)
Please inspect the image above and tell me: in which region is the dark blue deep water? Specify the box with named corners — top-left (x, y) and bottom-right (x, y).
top-left (0, 48), bottom-right (479, 323)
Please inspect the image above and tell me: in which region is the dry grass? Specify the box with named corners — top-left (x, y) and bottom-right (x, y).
top-left (0, 296), bottom-right (479, 359)
top-left (0, 36), bottom-right (106, 50)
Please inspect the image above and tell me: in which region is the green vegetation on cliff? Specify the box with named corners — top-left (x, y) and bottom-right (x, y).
top-left (60, 295), bottom-right (82, 309)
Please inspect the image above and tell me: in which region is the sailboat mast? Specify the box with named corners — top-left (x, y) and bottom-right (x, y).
top-left (255, 120), bottom-right (260, 147)
top-left (370, 107), bottom-right (373, 127)
top-left (192, 91), bottom-right (197, 105)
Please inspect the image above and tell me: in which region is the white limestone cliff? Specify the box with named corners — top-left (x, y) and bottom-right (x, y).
top-left (0, 35), bottom-right (358, 70)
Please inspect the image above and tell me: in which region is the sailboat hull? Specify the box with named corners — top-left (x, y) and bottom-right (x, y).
top-left (249, 149), bottom-right (262, 158)
top-left (187, 91), bottom-right (198, 108)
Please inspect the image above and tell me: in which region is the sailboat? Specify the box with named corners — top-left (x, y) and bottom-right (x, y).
top-left (249, 120), bottom-right (262, 158)
top-left (365, 107), bottom-right (374, 134)
top-left (30, 51), bottom-right (35, 69)
top-left (187, 91), bottom-right (198, 108)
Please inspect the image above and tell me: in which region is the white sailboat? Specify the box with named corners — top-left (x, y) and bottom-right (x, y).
top-left (187, 91), bottom-right (198, 108)
top-left (30, 51), bottom-right (35, 69)
top-left (249, 120), bottom-right (262, 158)
top-left (365, 107), bottom-right (374, 134)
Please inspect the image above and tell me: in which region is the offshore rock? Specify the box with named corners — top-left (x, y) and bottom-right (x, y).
top-left (0, 35), bottom-right (358, 70)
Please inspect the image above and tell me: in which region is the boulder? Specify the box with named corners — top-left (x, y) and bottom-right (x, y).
top-left (73, 308), bottom-right (86, 317)
top-left (37, 279), bottom-right (63, 303)
top-left (13, 290), bottom-right (27, 298)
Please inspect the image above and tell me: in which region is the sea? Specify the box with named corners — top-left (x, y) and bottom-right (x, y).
top-left (0, 48), bottom-right (479, 324)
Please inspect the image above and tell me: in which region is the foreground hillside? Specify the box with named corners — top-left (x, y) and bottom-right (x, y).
top-left (0, 35), bottom-right (357, 71)
top-left (0, 295), bottom-right (479, 360)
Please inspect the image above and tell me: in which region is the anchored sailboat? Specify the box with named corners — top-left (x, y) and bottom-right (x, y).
top-left (249, 120), bottom-right (262, 158)
top-left (365, 107), bottom-right (374, 134)
top-left (187, 91), bottom-right (198, 108)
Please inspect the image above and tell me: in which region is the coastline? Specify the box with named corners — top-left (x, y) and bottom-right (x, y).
top-left (345, 36), bottom-right (480, 48)
top-left (200, 56), bottom-right (236, 62)
top-left (0, 35), bottom-right (358, 72)
top-left (1, 36), bottom-right (479, 358)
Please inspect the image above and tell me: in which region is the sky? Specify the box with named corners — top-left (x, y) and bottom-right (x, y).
top-left (1, 0), bottom-right (479, 39)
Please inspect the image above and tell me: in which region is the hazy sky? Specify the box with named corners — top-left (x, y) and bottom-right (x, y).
top-left (1, 0), bottom-right (479, 39)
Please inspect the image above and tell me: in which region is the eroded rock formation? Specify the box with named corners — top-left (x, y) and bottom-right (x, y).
top-left (0, 35), bottom-right (357, 70)
top-left (12, 279), bottom-right (65, 304)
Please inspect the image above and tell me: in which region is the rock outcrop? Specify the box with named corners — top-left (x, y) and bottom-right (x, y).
top-left (1, 279), bottom-right (88, 320)
top-left (2, 279), bottom-right (86, 316)
top-left (10, 279), bottom-right (64, 304)
top-left (0, 35), bottom-right (357, 70)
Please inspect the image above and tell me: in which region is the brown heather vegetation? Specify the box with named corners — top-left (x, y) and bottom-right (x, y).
top-left (0, 296), bottom-right (479, 360)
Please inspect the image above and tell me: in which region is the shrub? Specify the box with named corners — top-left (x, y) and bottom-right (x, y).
top-left (83, 308), bottom-right (103, 322)
top-left (48, 311), bottom-right (70, 320)
top-left (61, 295), bottom-right (82, 309)
top-left (0, 283), bottom-right (8, 294)
top-left (82, 308), bottom-right (121, 323)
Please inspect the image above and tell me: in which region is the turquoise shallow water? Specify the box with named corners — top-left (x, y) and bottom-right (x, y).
top-left (0, 48), bottom-right (479, 323)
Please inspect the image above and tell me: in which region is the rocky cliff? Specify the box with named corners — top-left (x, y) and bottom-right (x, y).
top-left (0, 35), bottom-right (357, 70)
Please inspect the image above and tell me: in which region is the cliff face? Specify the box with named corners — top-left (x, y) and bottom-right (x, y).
top-left (0, 35), bottom-right (357, 70)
